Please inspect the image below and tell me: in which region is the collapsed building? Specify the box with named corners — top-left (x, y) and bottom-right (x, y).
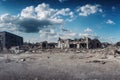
top-left (40, 41), bottom-right (57, 49)
top-left (0, 31), bottom-right (23, 50)
top-left (58, 37), bottom-right (102, 49)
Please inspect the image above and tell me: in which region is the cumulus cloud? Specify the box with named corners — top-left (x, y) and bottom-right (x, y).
top-left (79, 33), bottom-right (91, 37)
top-left (39, 27), bottom-right (58, 42)
top-left (79, 33), bottom-right (98, 39)
top-left (17, 18), bottom-right (56, 33)
top-left (0, 13), bottom-right (18, 31)
top-left (58, 25), bottom-right (79, 39)
top-left (60, 31), bottom-right (78, 39)
top-left (39, 26), bottom-right (79, 41)
top-left (84, 27), bottom-right (92, 32)
top-left (54, 8), bottom-right (74, 18)
top-left (0, 3), bottom-right (74, 33)
top-left (61, 28), bottom-right (69, 32)
top-left (79, 28), bottom-right (98, 38)
top-left (60, 25), bottom-right (70, 32)
top-left (106, 19), bottom-right (115, 25)
top-left (77, 4), bottom-right (102, 16)
top-left (59, 27), bottom-right (97, 40)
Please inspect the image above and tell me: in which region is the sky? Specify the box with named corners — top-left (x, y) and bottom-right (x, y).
top-left (0, 0), bottom-right (120, 43)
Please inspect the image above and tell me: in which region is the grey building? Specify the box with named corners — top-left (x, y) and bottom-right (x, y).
top-left (0, 31), bottom-right (23, 50)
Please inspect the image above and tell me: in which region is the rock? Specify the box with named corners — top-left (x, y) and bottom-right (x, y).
top-left (19, 58), bottom-right (26, 62)
top-left (5, 58), bottom-right (11, 63)
top-left (47, 56), bottom-right (50, 59)
top-left (76, 50), bottom-right (81, 53)
top-left (86, 60), bottom-right (106, 64)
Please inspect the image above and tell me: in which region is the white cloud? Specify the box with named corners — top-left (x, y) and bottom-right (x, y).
top-left (79, 28), bottom-right (98, 39)
top-left (84, 27), bottom-right (92, 32)
top-left (21, 3), bottom-right (64, 24)
top-left (61, 27), bottom-right (69, 32)
top-left (35, 3), bottom-right (57, 20)
top-left (60, 31), bottom-right (78, 39)
top-left (59, 26), bottom-right (79, 39)
top-left (21, 6), bottom-right (36, 18)
top-left (77, 4), bottom-right (102, 16)
top-left (79, 33), bottom-right (98, 39)
top-left (0, 13), bottom-right (18, 32)
top-left (54, 8), bottom-right (74, 18)
top-left (0, 3), bottom-right (76, 42)
top-left (79, 27), bottom-right (93, 37)
top-left (52, 8), bottom-right (74, 22)
top-left (106, 19), bottom-right (115, 25)
top-left (0, 3), bottom-right (74, 33)
top-left (39, 28), bottom-right (58, 42)
top-left (0, 13), bottom-right (18, 23)
top-left (79, 33), bottom-right (91, 37)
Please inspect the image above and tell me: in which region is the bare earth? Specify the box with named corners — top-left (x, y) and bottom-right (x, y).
top-left (0, 50), bottom-right (120, 80)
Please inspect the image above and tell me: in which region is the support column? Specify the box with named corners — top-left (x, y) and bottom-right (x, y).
top-left (86, 43), bottom-right (89, 49)
top-left (77, 44), bottom-right (80, 49)
top-left (86, 37), bottom-right (89, 49)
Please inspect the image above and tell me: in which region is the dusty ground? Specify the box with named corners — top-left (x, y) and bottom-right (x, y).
top-left (0, 49), bottom-right (120, 80)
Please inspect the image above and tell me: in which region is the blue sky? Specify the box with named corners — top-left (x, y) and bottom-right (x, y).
top-left (0, 0), bottom-right (120, 43)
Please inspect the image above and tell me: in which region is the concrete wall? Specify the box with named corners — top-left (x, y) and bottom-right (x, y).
top-left (0, 31), bottom-right (23, 50)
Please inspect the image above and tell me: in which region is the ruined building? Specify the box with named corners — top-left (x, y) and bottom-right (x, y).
top-left (0, 31), bottom-right (23, 50)
top-left (58, 37), bottom-right (101, 49)
top-left (40, 41), bottom-right (57, 49)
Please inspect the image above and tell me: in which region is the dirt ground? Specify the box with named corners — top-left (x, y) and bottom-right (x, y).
top-left (0, 50), bottom-right (120, 80)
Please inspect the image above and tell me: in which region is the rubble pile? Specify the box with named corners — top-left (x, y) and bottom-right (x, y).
top-left (0, 41), bottom-right (120, 60)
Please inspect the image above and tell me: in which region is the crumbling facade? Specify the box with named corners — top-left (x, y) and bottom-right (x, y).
top-left (0, 31), bottom-right (23, 50)
top-left (40, 41), bottom-right (57, 49)
top-left (58, 37), bottom-right (101, 49)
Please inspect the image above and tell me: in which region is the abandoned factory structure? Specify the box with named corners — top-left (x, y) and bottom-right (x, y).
top-left (58, 37), bottom-right (102, 49)
top-left (0, 31), bottom-right (23, 50)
